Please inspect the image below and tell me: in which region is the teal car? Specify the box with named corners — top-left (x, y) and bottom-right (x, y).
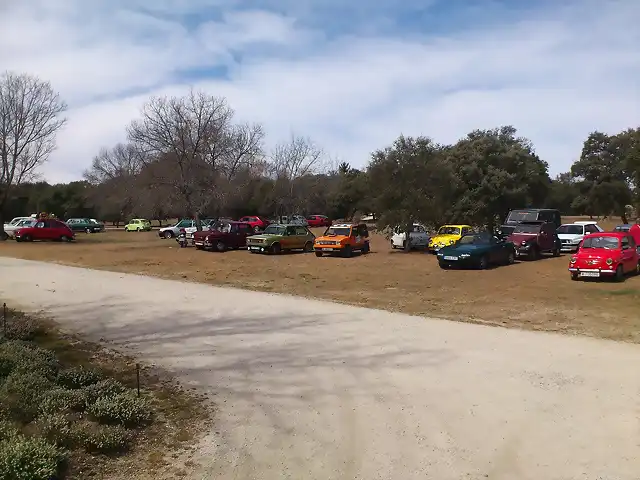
top-left (437, 233), bottom-right (516, 269)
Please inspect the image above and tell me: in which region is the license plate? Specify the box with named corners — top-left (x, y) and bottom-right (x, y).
top-left (580, 272), bottom-right (600, 277)
top-left (249, 246), bottom-right (260, 250)
top-left (194, 242), bottom-right (203, 246)
top-left (443, 256), bottom-right (458, 261)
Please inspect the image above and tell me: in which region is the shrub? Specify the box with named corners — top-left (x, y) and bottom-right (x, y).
top-left (73, 422), bottom-right (131, 454)
top-left (0, 341), bottom-right (59, 380)
top-left (4, 316), bottom-right (41, 341)
top-left (0, 436), bottom-right (62, 480)
top-left (39, 388), bottom-right (87, 414)
top-left (57, 366), bottom-right (102, 389)
top-left (88, 392), bottom-right (152, 427)
top-left (82, 378), bottom-right (127, 405)
top-left (32, 413), bottom-right (75, 448)
top-left (0, 372), bottom-right (54, 422)
top-left (0, 421), bottom-right (19, 442)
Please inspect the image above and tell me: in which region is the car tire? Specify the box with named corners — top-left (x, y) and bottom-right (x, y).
top-left (60, 235), bottom-right (71, 242)
top-left (254, 226), bottom-right (261, 233)
top-left (552, 247), bottom-right (560, 257)
top-left (215, 241), bottom-right (226, 252)
top-left (391, 242), bottom-right (397, 249)
top-left (506, 251), bottom-right (515, 265)
top-left (303, 241), bottom-right (314, 253)
top-left (315, 251), bottom-right (322, 257)
top-left (478, 255), bottom-right (489, 270)
top-left (362, 242), bottom-right (370, 254)
top-left (85, 227), bottom-right (92, 233)
top-left (570, 272), bottom-right (579, 281)
top-left (614, 265), bottom-right (624, 282)
top-left (163, 231), bottom-right (174, 239)
top-left (0, 232), bottom-right (8, 241)
top-left (342, 245), bottom-right (352, 258)
top-left (271, 243), bottom-right (281, 255)
top-left (438, 261), bottom-right (448, 269)
top-left (530, 246), bottom-right (540, 260)
top-left (22, 234), bottom-right (32, 242)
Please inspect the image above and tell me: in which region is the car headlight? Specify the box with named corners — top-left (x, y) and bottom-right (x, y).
top-left (571, 239), bottom-right (581, 243)
top-left (460, 254), bottom-right (470, 258)
top-left (570, 256), bottom-right (577, 263)
top-left (606, 258), bottom-right (613, 265)
top-left (437, 252), bottom-right (443, 256)
top-left (449, 239), bottom-right (455, 244)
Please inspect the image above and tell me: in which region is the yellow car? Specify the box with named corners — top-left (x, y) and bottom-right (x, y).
top-left (124, 218), bottom-right (152, 232)
top-left (428, 224), bottom-right (474, 252)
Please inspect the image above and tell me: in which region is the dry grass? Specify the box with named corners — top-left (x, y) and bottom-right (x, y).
top-left (1, 216), bottom-right (639, 343)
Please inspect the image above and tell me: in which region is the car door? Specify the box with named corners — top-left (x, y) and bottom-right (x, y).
top-left (294, 226), bottom-right (309, 248)
top-left (540, 223), bottom-right (555, 251)
top-left (620, 236), bottom-right (634, 272)
top-left (237, 224), bottom-right (251, 246)
top-left (280, 226), bottom-right (296, 249)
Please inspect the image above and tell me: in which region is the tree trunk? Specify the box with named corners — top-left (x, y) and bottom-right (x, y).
top-left (195, 211), bottom-right (202, 231)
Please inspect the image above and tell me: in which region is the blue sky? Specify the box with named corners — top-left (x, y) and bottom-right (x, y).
top-left (1, 0), bottom-right (638, 183)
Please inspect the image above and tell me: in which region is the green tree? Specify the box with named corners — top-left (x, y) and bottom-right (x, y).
top-left (570, 131), bottom-right (633, 222)
top-left (446, 126), bottom-right (550, 231)
top-left (368, 135), bottom-right (456, 251)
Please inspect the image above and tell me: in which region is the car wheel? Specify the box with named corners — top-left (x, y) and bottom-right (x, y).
top-left (438, 261), bottom-right (448, 269)
top-left (270, 243), bottom-right (281, 255)
top-left (529, 247), bottom-right (540, 260)
top-left (315, 251), bottom-right (323, 257)
top-left (163, 231), bottom-right (174, 239)
top-left (303, 241), bottom-right (314, 253)
top-left (391, 241), bottom-right (397, 249)
top-left (362, 242), bottom-right (370, 253)
top-left (215, 241), bottom-right (226, 252)
top-left (60, 235), bottom-right (71, 242)
top-left (636, 261), bottom-right (640, 276)
top-left (614, 265), bottom-right (624, 282)
top-left (254, 226), bottom-right (261, 233)
top-left (552, 247), bottom-right (560, 257)
top-left (342, 245), bottom-right (353, 258)
top-left (478, 255), bottom-right (489, 270)
top-left (570, 272), bottom-right (579, 281)
top-left (137, 227), bottom-right (142, 232)
top-left (85, 227), bottom-right (92, 233)
top-left (506, 251), bottom-right (515, 265)
top-left (0, 231), bottom-right (7, 241)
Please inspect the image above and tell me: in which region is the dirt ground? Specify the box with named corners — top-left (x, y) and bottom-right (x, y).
top-left (1, 217), bottom-right (638, 343)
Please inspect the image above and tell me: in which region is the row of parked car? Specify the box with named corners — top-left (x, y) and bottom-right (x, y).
top-left (1, 216), bottom-right (105, 241)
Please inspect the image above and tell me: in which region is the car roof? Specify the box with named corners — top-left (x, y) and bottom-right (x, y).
top-left (330, 223), bottom-right (356, 227)
top-left (515, 221), bottom-right (545, 225)
top-left (510, 208), bottom-right (558, 212)
top-left (584, 231), bottom-right (627, 238)
top-left (572, 221), bottom-right (598, 225)
top-left (439, 224), bottom-right (471, 228)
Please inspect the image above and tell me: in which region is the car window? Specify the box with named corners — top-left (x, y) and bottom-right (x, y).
top-left (513, 224), bottom-right (541, 233)
top-left (621, 236), bottom-right (630, 249)
top-left (438, 226), bottom-right (460, 235)
top-left (557, 225), bottom-right (583, 235)
top-left (285, 226), bottom-right (296, 236)
top-left (177, 220), bottom-right (191, 227)
top-left (585, 225), bottom-right (597, 233)
top-left (294, 226), bottom-right (307, 235)
top-left (628, 236), bottom-right (636, 247)
top-left (582, 236), bottom-right (619, 249)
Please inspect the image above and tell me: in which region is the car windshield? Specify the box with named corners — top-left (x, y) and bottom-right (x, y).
top-left (513, 224), bottom-right (541, 233)
top-left (264, 225), bottom-right (285, 235)
top-left (458, 234), bottom-right (491, 245)
top-left (581, 236), bottom-right (619, 249)
top-left (10, 218), bottom-right (24, 225)
top-left (614, 225), bottom-right (630, 231)
top-left (507, 211), bottom-right (539, 223)
top-left (18, 220), bottom-right (35, 226)
top-left (325, 227), bottom-right (351, 236)
top-left (499, 225), bottom-right (515, 236)
top-left (557, 225), bottom-right (583, 235)
top-left (438, 227), bottom-right (460, 235)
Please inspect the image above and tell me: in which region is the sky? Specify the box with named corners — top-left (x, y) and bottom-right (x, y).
top-left (1, 0), bottom-right (638, 184)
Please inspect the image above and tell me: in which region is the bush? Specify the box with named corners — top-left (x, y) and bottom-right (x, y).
top-left (0, 421), bottom-right (19, 442)
top-left (32, 413), bottom-right (74, 448)
top-left (74, 422), bottom-right (131, 454)
top-left (4, 316), bottom-right (41, 341)
top-left (39, 388), bottom-right (87, 414)
top-left (82, 378), bottom-right (127, 405)
top-left (57, 366), bottom-right (102, 389)
top-left (88, 392), bottom-right (152, 427)
top-left (0, 436), bottom-right (62, 480)
top-left (0, 341), bottom-right (58, 380)
top-left (0, 372), bottom-right (54, 422)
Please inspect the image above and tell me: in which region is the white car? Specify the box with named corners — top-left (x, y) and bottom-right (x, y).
top-left (3, 216), bottom-right (30, 229)
top-left (391, 224), bottom-right (430, 249)
top-left (557, 221), bottom-right (603, 252)
top-left (3, 218), bottom-right (37, 239)
top-left (158, 219), bottom-right (200, 239)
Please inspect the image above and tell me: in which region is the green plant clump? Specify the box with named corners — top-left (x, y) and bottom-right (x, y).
top-left (88, 392), bottom-right (153, 427)
top-left (0, 435), bottom-right (61, 480)
top-left (57, 366), bottom-right (103, 389)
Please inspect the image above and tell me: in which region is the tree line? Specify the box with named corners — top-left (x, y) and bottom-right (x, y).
top-left (1, 72), bottom-right (639, 233)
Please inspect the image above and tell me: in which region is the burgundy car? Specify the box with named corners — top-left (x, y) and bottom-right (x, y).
top-left (192, 221), bottom-right (253, 252)
top-left (15, 219), bottom-right (75, 242)
top-left (507, 221), bottom-right (560, 259)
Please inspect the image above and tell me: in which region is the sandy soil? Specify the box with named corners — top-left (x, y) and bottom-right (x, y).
top-left (1, 257), bottom-right (639, 480)
top-left (0, 219), bottom-right (639, 343)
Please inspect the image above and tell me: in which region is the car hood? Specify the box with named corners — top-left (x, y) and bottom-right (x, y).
top-left (248, 234), bottom-right (282, 241)
top-left (508, 233), bottom-right (538, 244)
top-left (316, 235), bottom-right (347, 242)
top-left (430, 234), bottom-right (459, 244)
top-left (557, 233), bottom-right (582, 240)
top-left (439, 244), bottom-right (490, 255)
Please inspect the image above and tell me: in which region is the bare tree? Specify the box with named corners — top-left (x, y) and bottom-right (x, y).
top-left (0, 72), bottom-right (67, 235)
top-left (127, 89), bottom-right (264, 229)
top-left (83, 143), bottom-right (146, 226)
top-left (269, 134), bottom-right (324, 216)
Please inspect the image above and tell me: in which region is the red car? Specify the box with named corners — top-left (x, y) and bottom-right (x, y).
top-left (192, 221), bottom-right (253, 252)
top-left (15, 218), bottom-right (75, 242)
top-left (237, 216), bottom-right (270, 233)
top-left (568, 232), bottom-right (640, 281)
top-left (306, 215), bottom-right (332, 228)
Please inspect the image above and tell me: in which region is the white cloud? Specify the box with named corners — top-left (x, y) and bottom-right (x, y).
top-left (0, 0), bottom-right (638, 183)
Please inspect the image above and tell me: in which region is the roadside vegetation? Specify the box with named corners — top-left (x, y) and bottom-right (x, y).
top-left (0, 306), bottom-right (210, 480)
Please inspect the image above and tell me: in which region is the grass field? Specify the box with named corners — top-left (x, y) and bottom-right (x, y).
top-left (1, 217), bottom-right (639, 343)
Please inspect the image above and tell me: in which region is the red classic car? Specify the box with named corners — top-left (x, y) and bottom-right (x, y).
top-left (237, 216), bottom-right (270, 233)
top-left (192, 221), bottom-right (253, 252)
top-left (306, 215), bottom-right (332, 228)
top-left (15, 218), bottom-right (75, 242)
top-left (568, 232), bottom-right (640, 281)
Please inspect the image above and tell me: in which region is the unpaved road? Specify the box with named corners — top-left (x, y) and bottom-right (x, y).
top-left (0, 257), bottom-right (639, 480)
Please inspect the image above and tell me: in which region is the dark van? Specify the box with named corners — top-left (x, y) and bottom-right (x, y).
top-left (504, 209), bottom-right (561, 229)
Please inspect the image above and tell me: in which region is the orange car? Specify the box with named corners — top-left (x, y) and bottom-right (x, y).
top-left (314, 223), bottom-right (370, 257)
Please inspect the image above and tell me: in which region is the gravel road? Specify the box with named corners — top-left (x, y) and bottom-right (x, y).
top-left (0, 257), bottom-right (639, 480)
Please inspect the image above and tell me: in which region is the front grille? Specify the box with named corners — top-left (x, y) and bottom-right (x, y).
top-left (318, 240), bottom-right (337, 245)
top-left (250, 239), bottom-right (264, 244)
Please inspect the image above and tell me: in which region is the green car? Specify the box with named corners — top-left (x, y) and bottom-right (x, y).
top-left (247, 224), bottom-right (315, 254)
top-left (124, 218), bottom-right (152, 232)
top-left (437, 233), bottom-right (516, 269)
top-left (65, 218), bottom-right (104, 233)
